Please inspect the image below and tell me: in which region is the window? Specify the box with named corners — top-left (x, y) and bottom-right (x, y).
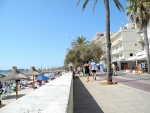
top-left (129, 53), bottom-right (133, 57)
top-left (120, 54), bottom-right (122, 57)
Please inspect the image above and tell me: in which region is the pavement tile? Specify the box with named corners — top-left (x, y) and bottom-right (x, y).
top-left (115, 101), bottom-right (132, 106)
top-left (143, 109), bottom-right (150, 113)
top-left (124, 111), bottom-right (145, 113)
top-left (138, 105), bottom-right (150, 110)
top-left (119, 105), bottom-right (142, 112)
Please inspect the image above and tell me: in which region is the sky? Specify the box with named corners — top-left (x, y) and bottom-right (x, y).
top-left (0, 0), bottom-right (129, 70)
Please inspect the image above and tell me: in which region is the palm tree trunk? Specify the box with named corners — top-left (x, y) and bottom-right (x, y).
top-left (143, 21), bottom-right (150, 74)
top-left (104, 0), bottom-right (112, 83)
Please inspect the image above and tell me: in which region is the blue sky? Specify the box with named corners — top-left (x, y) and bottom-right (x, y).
top-left (0, 0), bottom-right (129, 70)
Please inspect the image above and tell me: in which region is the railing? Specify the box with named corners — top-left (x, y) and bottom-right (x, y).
top-left (112, 57), bottom-right (124, 62)
top-left (112, 48), bottom-right (123, 54)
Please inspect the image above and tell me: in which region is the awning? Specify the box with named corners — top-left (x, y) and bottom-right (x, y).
top-left (127, 51), bottom-right (147, 61)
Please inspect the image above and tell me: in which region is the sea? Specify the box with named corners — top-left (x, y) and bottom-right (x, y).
top-left (0, 69), bottom-right (26, 75)
top-left (0, 69), bottom-right (53, 77)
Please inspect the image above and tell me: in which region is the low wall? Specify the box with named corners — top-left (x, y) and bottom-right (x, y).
top-left (0, 72), bottom-right (73, 113)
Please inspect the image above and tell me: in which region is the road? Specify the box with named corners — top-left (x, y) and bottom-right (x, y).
top-left (97, 71), bottom-right (150, 93)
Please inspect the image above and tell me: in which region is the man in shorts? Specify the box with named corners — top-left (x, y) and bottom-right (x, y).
top-left (91, 60), bottom-right (97, 80)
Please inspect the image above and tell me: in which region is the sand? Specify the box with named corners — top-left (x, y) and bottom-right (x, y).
top-left (1, 87), bottom-right (34, 107)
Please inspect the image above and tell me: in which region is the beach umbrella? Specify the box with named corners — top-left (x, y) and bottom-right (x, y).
top-left (1, 66), bottom-right (29, 100)
top-left (24, 66), bottom-right (41, 90)
top-left (37, 76), bottom-right (49, 81)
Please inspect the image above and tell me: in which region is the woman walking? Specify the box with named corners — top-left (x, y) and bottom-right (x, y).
top-left (84, 61), bottom-right (90, 82)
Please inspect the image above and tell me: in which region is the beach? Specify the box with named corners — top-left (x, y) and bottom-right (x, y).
top-left (1, 87), bottom-right (34, 107)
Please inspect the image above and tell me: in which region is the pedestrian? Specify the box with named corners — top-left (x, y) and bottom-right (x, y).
top-left (77, 65), bottom-right (81, 77)
top-left (84, 61), bottom-right (90, 82)
top-left (91, 60), bottom-right (97, 80)
top-left (73, 67), bottom-right (77, 77)
top-left (0, 81), bottom-right (2, 89)
top-left (141, 61), bottom-right (145, 73)
top-left (112, 63), bottom-right (117, 76)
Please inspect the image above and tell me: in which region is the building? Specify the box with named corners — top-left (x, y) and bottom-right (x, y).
top-left (92, 23), bottom-right (147, 70)
top-left (92, 32), bottom-right (106, 64)
top-left (111, 23), bottom-right (144, 70)
top-left (127, 21), bottom-right (150, 62)
top-left (92, 32), bottom-right (114, 65)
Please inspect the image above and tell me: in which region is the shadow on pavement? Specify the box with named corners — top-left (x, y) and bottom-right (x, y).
top-left (73, 77), bottom-right (104, 113)
top-left (2, 94), bottom-right (25, 100)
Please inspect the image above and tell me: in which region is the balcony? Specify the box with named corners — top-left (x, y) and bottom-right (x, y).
top-left (138, 48), bottom-right (144, 51)
top-left (112, 48), bottom-right (123, 55)
top-left (111, 31), bottom-right (121, 40)
top-left (136, 29), bottom-right (143, 34)
top-left (138, 36), bottom-right (144, 43)
top-left (111, 39), bottom-right (122, 47)
top-left (112, 57), bottom-right (125, 62)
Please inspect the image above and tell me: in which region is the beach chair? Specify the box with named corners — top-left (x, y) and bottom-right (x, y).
top-left (0, 88), bottom-right (7, 99)
top-left (0, 86), bottom-right (12, 99)
top-left (0, 89), bottom-right (4, 100)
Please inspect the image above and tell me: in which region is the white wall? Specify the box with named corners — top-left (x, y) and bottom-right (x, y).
top-left (111, 24), bottom-right (143, 62)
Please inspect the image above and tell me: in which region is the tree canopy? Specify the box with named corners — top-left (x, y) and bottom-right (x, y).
top-left (64, 36), bottom-right (102, 67)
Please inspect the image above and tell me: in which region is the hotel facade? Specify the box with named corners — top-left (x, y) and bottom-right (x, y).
top-left (92, 23), bottom-right (146, 70)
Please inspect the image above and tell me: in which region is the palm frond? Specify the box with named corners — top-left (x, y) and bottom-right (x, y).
top-left (83, 0), bottom-right (89, 11)
top-left (77, 0), bottom-right (81, 7)
top-left (113, 0), bottom-right (124, 11)
top-left (93, 0), bottom-right (98, 13)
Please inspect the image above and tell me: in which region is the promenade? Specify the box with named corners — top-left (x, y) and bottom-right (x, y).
top-left (74, 74), bottom-right (150, 113)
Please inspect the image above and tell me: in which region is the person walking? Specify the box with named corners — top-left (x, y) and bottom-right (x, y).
top-left (77, 65), bottom-right (81, 77)
top-left (84, 61), bottom-right (90, 82)
top-left (112, 63), bottom-right (117, 76)
top-left (141, 61), bottom-right (145, 73)
top-left (91, 60), bottom-right (97, 80)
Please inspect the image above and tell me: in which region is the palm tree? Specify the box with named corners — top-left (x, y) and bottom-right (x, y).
top-left (90, 41), bottom-right (103, 62)
top-left (65, 36), bottom-right (103, 67)
top-left (71, 36), bottom-right (90, 66)
top-left (71, 36), bottom-right (89, 47)
top-left (77, 0), bottom-right (124, 84)
top-left (126, 0), bottom-right (150, 73)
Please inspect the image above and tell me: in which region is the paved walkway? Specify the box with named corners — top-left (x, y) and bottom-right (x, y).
top-left (73, 75), bottom-right (150, 113)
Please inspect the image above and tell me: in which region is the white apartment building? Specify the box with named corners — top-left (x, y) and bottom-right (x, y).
top-left (111, 23), bottom-right (144, 70)
top-left (92, 32), bottom-right (114, 64)
top-left (92, 32), bottom-right (106, 63)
